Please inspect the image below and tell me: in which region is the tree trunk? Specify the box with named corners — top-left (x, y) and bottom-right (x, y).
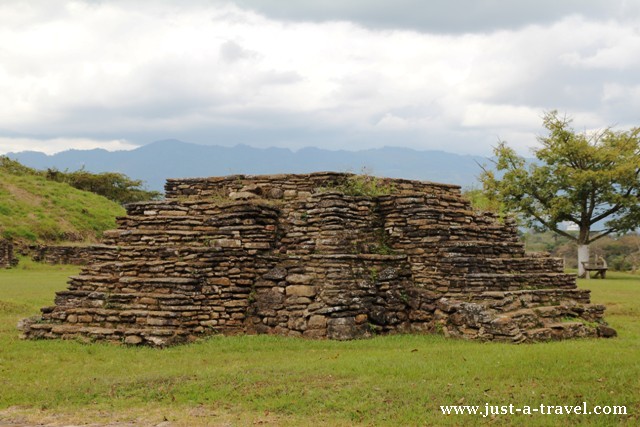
top-left (578, 244), bottom-right (590, 279)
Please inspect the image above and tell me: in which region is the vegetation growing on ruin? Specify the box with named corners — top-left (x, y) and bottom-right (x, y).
top-left (0, 259), bottom-right (638, 426)
top-left (463, 187), bottom-right (504, 214)
top-left (322, 173), bottom-right (395, 197)
top-left (0, 157), bottom-right (125, 243)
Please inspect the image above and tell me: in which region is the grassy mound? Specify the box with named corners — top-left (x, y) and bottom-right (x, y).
top-left (0, 160), bottom-right (125, 243)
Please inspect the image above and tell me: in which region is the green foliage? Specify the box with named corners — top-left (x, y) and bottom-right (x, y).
top-left (370, 242), bottom-right (395, 255)
top-left (593, 233), bottom-right (640, 271)
top-left (1, 265), bottom-right (639, 425)
top-left (45, 168), bottom-right (161, 205)
top-left (481, 111), bottom-right (640, 246)
top-left (462, 187), bottom-right (504, 214)
top-left (0, 158), bottom-right (125, 243)
top-left (328, 173), bottom-right (395, 197)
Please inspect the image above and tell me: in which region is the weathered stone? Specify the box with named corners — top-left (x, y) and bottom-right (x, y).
top-left (240, 184), bottom-right (262, 194)
top-left (208, 277), bottom-right (232, 286)
top-left (327, 317), bottom-right (360, 340)
top-left (264, 267), bottom-right (287, 280)
top-left (355, 314), bottom-right (368, 324)
top-left (124, 335), bottom-right (143, 345)
top-left (286, 285), bottom-right (316, 297)
top-left (229, 191), bottom-right (259, 200)
top-left (303, 329), bottom-right (326, 338)
top-left (268, 188), bottom-right (284, 199)
top-left (215, 239), bottom-right (242, 248)
top-left (597, 325), bottom-right (617, 338)
top-left (286, 274), bottom-right (314, 284)
top-left (307, 315), bottom-right (327, 329)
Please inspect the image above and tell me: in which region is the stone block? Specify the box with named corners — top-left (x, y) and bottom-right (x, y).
top-left (307, 315), bottom-right (327, 329)
top-left (286, 285), bottom-right (316, 297)
top-left (124, 335), bottom-right (143, 345)
top-left (286, 274), bottom-right (314, 284)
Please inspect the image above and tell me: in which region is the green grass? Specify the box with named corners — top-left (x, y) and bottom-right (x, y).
top-left (0, 168), bottom-right (124, 243)
top-left (1, 262), bottom-right (639, 426)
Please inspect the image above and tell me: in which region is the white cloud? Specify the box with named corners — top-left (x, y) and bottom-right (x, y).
top-left (0, 137), bottom-right (137, 155)
top-left (461, 104), bottom-right (541, 129)
top-left (0, 1), bottom-right (638, 156)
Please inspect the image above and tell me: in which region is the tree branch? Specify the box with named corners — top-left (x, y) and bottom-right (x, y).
top-left (588, 228), bottom-right (618, 244)
top-left (524, 207), bottom-right (577, 241)
top-left (591, 203), bottom-right (624, 225)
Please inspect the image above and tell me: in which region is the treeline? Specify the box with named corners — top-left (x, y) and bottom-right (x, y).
top-left (524, 231), bottom-right (640, 272)
top-left (0, 156), bottom-right (161, 204)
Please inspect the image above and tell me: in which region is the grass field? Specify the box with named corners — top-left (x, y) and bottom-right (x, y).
top-left (1, 258), bottom-right (638, 426)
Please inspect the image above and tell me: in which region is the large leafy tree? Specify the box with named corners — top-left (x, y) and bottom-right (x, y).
top-left (481, 111), bottom-right (640, 277)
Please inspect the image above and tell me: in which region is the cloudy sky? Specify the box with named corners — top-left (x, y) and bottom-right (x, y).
top-left (1, 0), bottom-right (639, 155)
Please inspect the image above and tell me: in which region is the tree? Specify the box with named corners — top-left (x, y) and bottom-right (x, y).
top-left (481, 111), bottom-right (640, 277)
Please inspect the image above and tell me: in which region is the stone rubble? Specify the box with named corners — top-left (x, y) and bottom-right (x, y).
top-left (19, 172), bottom-right (616, 345)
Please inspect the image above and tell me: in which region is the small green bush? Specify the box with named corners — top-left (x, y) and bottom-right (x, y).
top-left (325, 173), bottom-right (395, 197)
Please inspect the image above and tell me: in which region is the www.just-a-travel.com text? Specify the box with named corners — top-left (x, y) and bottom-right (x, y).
top-left (440, 402), bottom-right (627, 417)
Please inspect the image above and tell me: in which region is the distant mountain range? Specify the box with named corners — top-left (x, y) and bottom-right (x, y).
top-left (7, 139), bottom-right (489, 192)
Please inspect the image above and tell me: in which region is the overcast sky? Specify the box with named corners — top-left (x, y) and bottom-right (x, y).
top-left (1, 0), bottom-right (639, 155)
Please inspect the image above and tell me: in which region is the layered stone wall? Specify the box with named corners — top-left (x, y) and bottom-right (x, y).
top-left (20, 172), bottom-right (616, 345)
top-left (1, 239), bottom-right (18, 268)
top-left (30, 245), bottom-right (105, 265)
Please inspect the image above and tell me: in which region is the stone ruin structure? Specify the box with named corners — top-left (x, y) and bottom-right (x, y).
top-left (30, 245), bottom-right (96, 265)
top-left (20, 172), bottom-right (616, 346)
top-left (1, 239), bottom-right (18, 268)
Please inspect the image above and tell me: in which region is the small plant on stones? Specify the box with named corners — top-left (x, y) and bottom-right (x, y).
top-left (370, 229), bottom-right (395, 255)
top-left (248, 288), bottom-right (257, 304)
top-left (371, 242), bottom-right (395, 255)
top-left (369, 267), bottom-right (379, 282)
top-left (400, 291), bottom-right (409, 304)
top-left (103, 293), bottom-right (115, 309)
top-left (341, 173), bottom-right (395, 197)
top-left (368, 322), bottom-right (378, 334)
top-left (320, 169), bottom-right (395, 197)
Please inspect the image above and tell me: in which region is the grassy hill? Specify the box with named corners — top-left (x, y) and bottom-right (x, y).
top-left (0, 158), bottom-right (125, 244)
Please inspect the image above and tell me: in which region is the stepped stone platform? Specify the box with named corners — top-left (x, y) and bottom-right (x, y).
top-left (19, 172), bottom-right (616, 346)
